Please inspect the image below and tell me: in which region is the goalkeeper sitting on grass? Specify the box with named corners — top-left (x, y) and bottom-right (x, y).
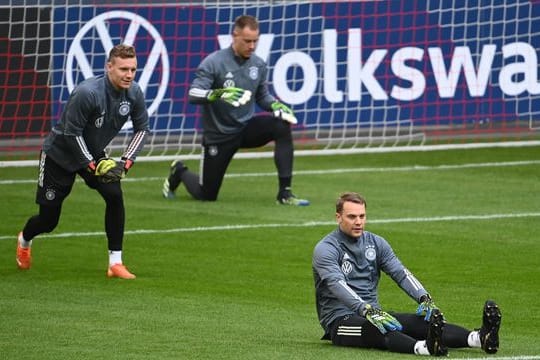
top-left (162, 14), bottom-right (309, 206)
top-left (312, 192), bottom-right (502, 356)
top-left (16, 44), bottom-right (149, 279)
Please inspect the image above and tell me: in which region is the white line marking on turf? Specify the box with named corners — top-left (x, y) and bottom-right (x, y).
top-left (460, 357), bottom-right (540, 360)
top-left (222, 159), bottom-right (540, 178)
top-left (1, 212), bottom-right (539, 240)
top-left (1, 160), bottom-right (539, 185)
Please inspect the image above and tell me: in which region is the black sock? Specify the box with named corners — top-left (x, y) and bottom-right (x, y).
top-left (279, 177), bottom-right (292, 192)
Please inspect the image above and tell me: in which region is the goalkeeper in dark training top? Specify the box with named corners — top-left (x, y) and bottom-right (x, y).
top-left (161, 15), bottom-right (309, 206)
top-left (16, 44), bottom-right (149, 279)
top-left (312, 192), bottom-right (502, 356)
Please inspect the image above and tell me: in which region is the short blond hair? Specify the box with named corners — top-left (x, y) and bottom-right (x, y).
top-left (108, 44), bottom-right (136, 62)
top-left (233, 15), bottom-right (259, 33)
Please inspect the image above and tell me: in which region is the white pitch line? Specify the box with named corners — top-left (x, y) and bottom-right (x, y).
top-left (1, 160), bottom-right (539, 185)
top-left (458, 357), bottom-right (540, 360)
top-left (1, 212), bottom-right (539, 241)
top-left (222, 159), bottom-right (540, 178)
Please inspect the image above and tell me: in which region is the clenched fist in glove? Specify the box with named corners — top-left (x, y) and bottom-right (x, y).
top-left (207, 87), bottom-right (251, 107)
top-left (362, 304), bottom-right (403, 334)
top-left (271, 101), bottom-right (297, 124)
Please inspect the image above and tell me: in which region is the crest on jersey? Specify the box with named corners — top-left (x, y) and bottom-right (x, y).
top-left (95, 111), bottom-right (105, 128)
top-left (249, 66), bottom-right (258, 80)
top-left (208, 145), bottom-right (218, 156)
top-left (341, 260), bottom-right (352, 275)
top-left (119, 101), bottom-right (131, 116)
top-left (45, 189), bottom-right (56, 201)
top-left (365, 245), bottom-right (376, 261)
top-left (341, 253), bottom-right (353, 274)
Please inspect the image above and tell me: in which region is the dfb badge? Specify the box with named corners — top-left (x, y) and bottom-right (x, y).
top-left (119, 101), bottom-right (131, 116)
top-left (365, 245), bottom-right (376, 261)
top-left (249, 66), bottom-right (258, 80)
top-left (208, 145), bottom-right (218, 157)
top-left (45, 189), bottom-right (56, 201)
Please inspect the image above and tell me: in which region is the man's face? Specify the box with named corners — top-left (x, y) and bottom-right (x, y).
top-left (107, 56), bottom-right (137, 90)
top-left (232, 26), bottom-right (259, 59)
top-left (336, 201), bottom-right (366, 238)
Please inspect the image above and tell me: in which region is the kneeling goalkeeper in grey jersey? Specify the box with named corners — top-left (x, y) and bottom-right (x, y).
top-left (162, 15), bottom-right (308, 206)
top-left (312, 192), bottom-right (502, 356)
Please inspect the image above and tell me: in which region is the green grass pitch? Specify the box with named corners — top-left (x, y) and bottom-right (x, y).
top-left (1, 146), bottom-right (539, 359)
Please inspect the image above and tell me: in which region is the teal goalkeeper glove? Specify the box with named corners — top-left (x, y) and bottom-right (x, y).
top-left (362, 304), bottom-right (403, 334)
top-left (271, 101), bottom-right (297, 124)
top-left (207, 87), bottom-right (251, 107)
top-left (416, 294), bottom-right (439, 321)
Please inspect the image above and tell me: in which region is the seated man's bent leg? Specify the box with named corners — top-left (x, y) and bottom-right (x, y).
top-left (330, 314), bottom-right (417, 354)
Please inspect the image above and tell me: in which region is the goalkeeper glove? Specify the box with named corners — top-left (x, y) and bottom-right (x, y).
top-left (95, 158), bottom-right (117, 176)
top-left (207, 87), bottom-right (251, 107)
top-left (416, 294), bottom-right (438, 321)
top-left (362, 304), bottom-right (403, 334)
top-left (92, 158), bottom-right (130, 183)
top-left (98, 161), bottom-right (127, 183)
top-left (271, 101), bottom-right (297, 124)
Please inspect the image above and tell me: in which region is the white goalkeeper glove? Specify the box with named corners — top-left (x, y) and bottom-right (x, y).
top-left (271, 101), bottom-right (297, 124)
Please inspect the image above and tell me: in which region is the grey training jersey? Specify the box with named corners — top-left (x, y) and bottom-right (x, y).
top-left (43, 75), bottom-right (149, 172)
top-left (188, 46), bottom-right (275, 143)
top-left (312, 228), bottom-right (429, 332)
